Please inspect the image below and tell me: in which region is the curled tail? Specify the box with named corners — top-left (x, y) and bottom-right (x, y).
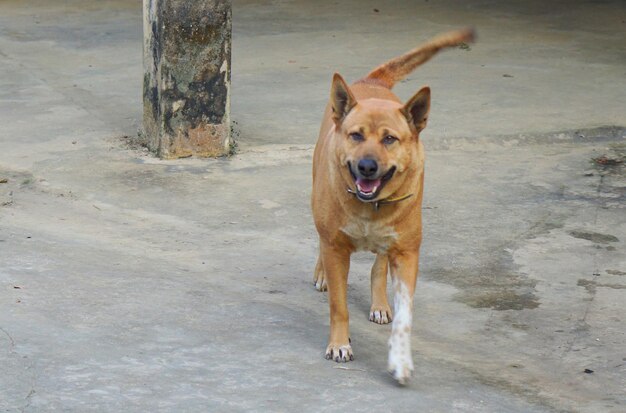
top-left (360, 28), bottom-right (475, 89)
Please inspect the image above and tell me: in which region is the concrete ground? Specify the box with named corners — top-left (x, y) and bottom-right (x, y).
top-left (1, 0), bottom-right (625, 411)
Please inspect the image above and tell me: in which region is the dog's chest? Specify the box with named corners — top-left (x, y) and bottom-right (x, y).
top-left (341, 220), bottom-right (397, 253)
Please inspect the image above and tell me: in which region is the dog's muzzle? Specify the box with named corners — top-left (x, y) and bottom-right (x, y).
top-left (348, 161), bottom-right (396, 202)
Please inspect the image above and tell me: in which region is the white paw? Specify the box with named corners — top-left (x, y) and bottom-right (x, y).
top-left (388, 324), bottom-right (414, 384)
top-left (369, 308), bottom-right (392, 324)
top-left (325, 344), bottom-right (353, 362)
top-left (388, 350), bottom-right (413, 385)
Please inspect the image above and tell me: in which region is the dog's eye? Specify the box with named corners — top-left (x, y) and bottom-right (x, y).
top-left (382, 135), bottom-right (398, 145)
top-left (349, 132), bottom-right (365, 142)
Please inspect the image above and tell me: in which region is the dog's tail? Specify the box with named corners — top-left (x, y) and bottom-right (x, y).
top-left (359, 28), bottom-right (475, 89)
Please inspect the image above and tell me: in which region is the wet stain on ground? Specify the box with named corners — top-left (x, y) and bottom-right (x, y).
top-left (606, 269), bottom-right (626, 276)
top-left (569, 230), bottom-right (619, 244)
top-left (577, 279), bottom-right (626, 293)
top-left (591, 142), bottom-right (626, 175)
top-left (0, 168), bottom-right (36, 207)
top-left (460, 290), bottom-right (540, 311)
top-left (427, 255), bottom-right (540, 311)
top-left (525, 222), bottom-right (564, 239)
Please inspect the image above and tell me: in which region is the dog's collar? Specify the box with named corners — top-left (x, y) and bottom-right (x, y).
top-left (346, 188), bottom-right (413, 211)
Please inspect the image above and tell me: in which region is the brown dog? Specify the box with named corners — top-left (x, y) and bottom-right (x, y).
top-left (311, 29), bottom-right (474, 384)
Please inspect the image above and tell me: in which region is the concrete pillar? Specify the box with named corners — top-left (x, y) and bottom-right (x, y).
top-left (143, 0), bottom-right (231, 158)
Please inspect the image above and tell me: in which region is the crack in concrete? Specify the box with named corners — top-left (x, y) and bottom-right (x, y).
top-left (0, 327), bottom-right (37, 411)
top-left (19, 388), bottom-right (36, 413)
top-left (560, 173), bottom-right (606, 358)
top-left (0, 327), bottom-right (37, 413)
top-left (0, 326), bottom-right (15, 351)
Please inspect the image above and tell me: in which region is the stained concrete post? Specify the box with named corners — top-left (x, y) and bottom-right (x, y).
top-left (143, 0), bottom-right (231, 158)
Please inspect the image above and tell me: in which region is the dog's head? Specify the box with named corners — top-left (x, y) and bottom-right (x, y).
top-left (330, 73), bottom-right (430, 202)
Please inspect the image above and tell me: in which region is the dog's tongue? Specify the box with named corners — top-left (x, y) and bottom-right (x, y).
top-left (356, 178), bottom-right (381, 194)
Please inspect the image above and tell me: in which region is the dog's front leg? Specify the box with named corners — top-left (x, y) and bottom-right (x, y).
top-left (321, 241), bottom-right (353, 362)
top-left (370, 254), bottom-right (392, 324)
top-left (387, 251), bottom-right (419, 384)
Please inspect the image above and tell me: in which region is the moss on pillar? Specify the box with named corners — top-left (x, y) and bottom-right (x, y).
top-left (143, 0), bottom-right (231, 158)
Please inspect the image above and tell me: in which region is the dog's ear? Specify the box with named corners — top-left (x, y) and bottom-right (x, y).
top-left (330, 73), bottom-right (357, 126)
top-left (402, 87), bottom-right (430, 135)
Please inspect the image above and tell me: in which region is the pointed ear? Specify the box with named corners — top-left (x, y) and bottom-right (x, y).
top-left (330, 73), bottom-right (357, 126)
top-left (402, 87), bottom-right (431, 134)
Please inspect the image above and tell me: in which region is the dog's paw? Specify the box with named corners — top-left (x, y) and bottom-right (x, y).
top-left (313, 273), bottom-right (327, 292)
top-left (325, 343), bottom-right (353, 362)
top-left (369, 306), bottom-right (392, 324)
top-left (388, 351), bottom-right (414, 385)
top-left (388, 359), bottom-right (413, 385)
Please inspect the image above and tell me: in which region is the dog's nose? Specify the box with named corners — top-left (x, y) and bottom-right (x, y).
top-left (357, 158), bottom-right (378, 177)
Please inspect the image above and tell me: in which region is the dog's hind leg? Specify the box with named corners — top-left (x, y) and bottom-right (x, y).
top-left (313, 253), bottom-right (327, 292)
top-left (369, 254), bottom-right (392, 324)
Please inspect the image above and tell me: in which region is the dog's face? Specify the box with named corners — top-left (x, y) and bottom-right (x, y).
top-left (330, 74), bottom-right (430, 202)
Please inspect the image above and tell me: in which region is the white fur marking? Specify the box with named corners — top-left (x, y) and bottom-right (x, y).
top-left (388, 278), bottom-right (413, 384)
top-left (341, 221), bottom-right (397, 253)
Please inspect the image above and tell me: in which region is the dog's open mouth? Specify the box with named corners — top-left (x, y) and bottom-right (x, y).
top-left (348, 163), bottom-right (396, 202)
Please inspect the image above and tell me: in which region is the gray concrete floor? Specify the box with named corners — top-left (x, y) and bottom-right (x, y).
top-left (1, 0), bottom-right (625, 412)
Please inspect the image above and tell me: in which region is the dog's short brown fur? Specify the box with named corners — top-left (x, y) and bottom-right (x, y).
top-left (311, 29), bottom-right (474, 384)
